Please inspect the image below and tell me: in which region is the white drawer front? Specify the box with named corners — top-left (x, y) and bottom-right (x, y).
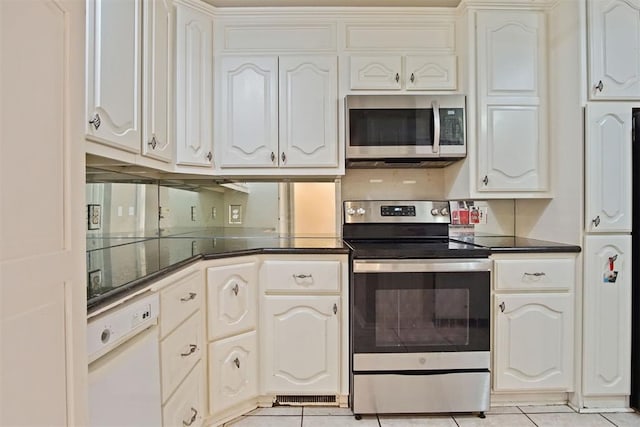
top-left (161, 312), bottom-right (203, 402)
top-left (162, 361), bottom-right (206, 427)
top-left (209, 331), bottom-right (258, 415)
top-left (261, 260), bottom-right (340, 293)
top-left (494, 258), bottom-right (575, 291)
top-left (160, 270), bottom-right (203, 339)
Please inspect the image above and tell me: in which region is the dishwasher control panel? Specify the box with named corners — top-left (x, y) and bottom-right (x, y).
top-left (87, 293), bottom-right (160, 363)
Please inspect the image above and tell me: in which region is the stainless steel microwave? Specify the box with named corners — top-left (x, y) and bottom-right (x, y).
top-left (346, 95), bottom-right (466, 167)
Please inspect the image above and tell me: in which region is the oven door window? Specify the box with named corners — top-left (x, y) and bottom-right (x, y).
top-left (349, 109), bottom-right (434, 147)
top-left (352, 271), bottom-right (489, 353)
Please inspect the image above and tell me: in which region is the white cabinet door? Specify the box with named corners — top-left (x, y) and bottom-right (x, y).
top-left (219, 56), bottom-right (278, 168)
top-left (261, 296), bottom-right (340, 394)
top-left (405, 55), bottom-right (457, 90)
top-left (588, 0), bottom-right (640, 99)
top-left (86, 0), bottom-right (142, 152)
top-left (585, 103), bottom-right (633, 232)
top-left (2, 0), bottom-right (86, 424)
top-left (476, 11), bottom-right (548, 193)
top-left (175, 4), bottom-right (213, 166)
top-left (142, 0), bottom-right (173, 162)
top-left (162, 361), bottom-right (206, 427)
top-left (494, 293), bottom-right (573, 391)
top-left (209, 331), bottom-right (258, 415)
top-left (207, 261), bottom-right (258, 341)
top-left (349, 55), bottom-right (402, 90)
top-left (279, 56), bottom-right (338, 168)
top-left (583, 235), bottom-right (631, 396)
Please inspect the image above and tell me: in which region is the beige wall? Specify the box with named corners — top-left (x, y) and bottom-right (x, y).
top-left (293, 182), bottom-right (337, 236)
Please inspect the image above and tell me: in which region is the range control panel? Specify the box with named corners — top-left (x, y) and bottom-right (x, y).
top-left (344, 200), bottom-right (451, 224)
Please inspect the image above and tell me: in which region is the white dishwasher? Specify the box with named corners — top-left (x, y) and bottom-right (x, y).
top-left (87, 293), bottom-right (162, 427)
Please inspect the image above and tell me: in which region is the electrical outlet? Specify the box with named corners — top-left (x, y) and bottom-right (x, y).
top-left (88, 204), bottom-right (101, 230)
top-left (211, 207), bottom-right (217, 219)
top-left (190, 206), bottom-right (197, 221)
top-left (88, 269), bottom-right (103, 292)
top-left (229, 204), bottom-right (242, 224)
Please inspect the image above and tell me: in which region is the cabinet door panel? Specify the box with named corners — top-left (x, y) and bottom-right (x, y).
top-left (219, 56), bottom-right (278, 167)
top-left (350, 56), bottom-right (402, 90)
top-left (476, 11), bottom-right (548, 194)
top-left (261, 296), bottom-right (340, 394)
top-left (175, 5), bottom-right (213, 166)
top-left (86, 0), bottom-right (142, 152)
top-left (583, 235), bottom-right (631, 396)
top-left (162, 361), bottom-right (206, 427)
top-left (405, 55), bottom-right (457, 90)
top-left (142, 0), bottom-right (173, 162)
top-left (585, 103), bottom-right (633, 232)
top-left (494, 293), bottom-right (573, 391)
top-left (207, 262), bottom-right (258, 341)
top-left (279, 56), bottom-right (338, 168)
top-left (209, 331), bottom-right (258, 415)
top-left (588, 0), bottom-right (640, 99)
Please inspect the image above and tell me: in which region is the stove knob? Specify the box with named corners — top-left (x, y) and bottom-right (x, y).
top-left (356, 208), bottom-right (366, 216)
top-left (346, 208), bottom-right (356, 216)
top-left (440, 207), bottom-right (449, 216)
top-left (430, 208), bottom-right (439, 216)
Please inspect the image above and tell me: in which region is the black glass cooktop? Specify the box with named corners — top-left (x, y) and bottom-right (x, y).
top-left (345, 238), bottom-right (491, 259)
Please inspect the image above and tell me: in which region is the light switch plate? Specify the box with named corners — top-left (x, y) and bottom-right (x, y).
top-left (229, 204), bottom-right (242, 224)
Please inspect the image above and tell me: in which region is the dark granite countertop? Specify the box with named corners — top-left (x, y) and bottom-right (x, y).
top-left (87, 235), bottom-right (348, 312)
top-left (451, 235), bottom-right (582, 254)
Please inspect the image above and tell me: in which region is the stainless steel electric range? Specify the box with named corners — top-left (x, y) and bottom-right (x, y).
top-left (343, 200), bottom-right (492, 418)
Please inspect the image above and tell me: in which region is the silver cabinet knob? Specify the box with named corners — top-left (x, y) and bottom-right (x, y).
top-left (333, 303), bottom-right (338, 315)
top-left (482, 175), bottom-right (489, 186)
top-left (232, 283), bottom-right (239, 296)
top-left (206, 151), bottom-right (213, 162)
top-left (592, 216), bottom-right (601, 227)
top-left (499, 302), bottom-right (505, 312)
top-left (148, 136), bottom-right (157, 149)
top-left (395, 73), bottom-right (400, 83)
top-left (89, 113), bottom-right (101, 130)
top-left (281, 152), bottom-right (286, 163)
top-left (271, 152), bottom-right (276, 162)
top-left (233, 357), bottom-right (240, 368)
top-left (410, 73), bottom-right (415, 83)
top-left (595, 80), bottom-right (604, 92)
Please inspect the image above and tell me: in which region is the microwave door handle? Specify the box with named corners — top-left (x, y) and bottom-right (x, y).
top-left (432, 100), bottom-right (440, 154)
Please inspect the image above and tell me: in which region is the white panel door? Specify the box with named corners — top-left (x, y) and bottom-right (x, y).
top-left (405, 55), bottom-right (457, 90)
top-left (349, 55), bottom-right (402, 90)
top-left (261, 296), bottom-right (340, 394)
top-left (585, 103), bottom-right (633, 232)
top-left (588, 0), bottom-right (640, 99)
top-left (1, 0), bottom-right (86, 424)
top-left (207, 262), bottom-right (258, 341)
top-left (219, 56), bottom-right (278, 167)
top-left (279, 56), bottom-right (338, 168)
top-left (209, 331), bottom-right (258, 415)
top-left (86, 0), bottom-right (142, 152)
top-left (175, 4), bottom-right (213, 166)
top-left (476, 11), bottom-right (548, 193)
top-left (583, 235), bottom-right (632, 396)
top-left (494, 293), bottom-right (573, 391)
top-left (142, 0), bottom-right (173, 162)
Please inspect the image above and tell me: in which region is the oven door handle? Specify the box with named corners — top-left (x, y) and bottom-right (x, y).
top-left (353, 258), bottom-right (492, 273)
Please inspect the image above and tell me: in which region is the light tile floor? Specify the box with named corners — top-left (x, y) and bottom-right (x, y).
top-left (224, 405), bottom-right (640, 426)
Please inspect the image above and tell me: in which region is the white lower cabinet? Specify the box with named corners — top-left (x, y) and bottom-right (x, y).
top-left (208, 331), bottom-right (258, 415)
top-left (162, 361), bottom-right (206, 427)
top-left (494, 293), bottom-right (573, 390)
top-left (261, 295), bottom-right (340, 393)
top-left (583, 235), bottom-right (632, 396)
top-left (492, 254), bottom-right (576, 393)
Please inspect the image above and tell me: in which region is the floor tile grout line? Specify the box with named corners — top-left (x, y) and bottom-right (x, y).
top-left (599, 412), bottom-right (619, 427)
top-left (523, 412), bottom-right (540, 427)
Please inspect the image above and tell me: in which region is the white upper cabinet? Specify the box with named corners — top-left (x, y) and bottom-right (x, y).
top-left (218, 55), bottom-right (338, 171)
top-left (588, 0), bottom-right (640, 99)
top-left (584, 103), bottom-right (633, 233)
top-left (142, 0), bottom-right (173, 162)
top-left (279, 56), bottom-right (338, 168)
top-left (86, 0), bottom-right (142, 152)
top-left (219, 56), bottom-right (279, 167)
top-left (175, 3), bottom-right (214, 166)
top-left (475, 11), bottom-right (549, 195)
top-left (349, 55), bottom-right (457, 91)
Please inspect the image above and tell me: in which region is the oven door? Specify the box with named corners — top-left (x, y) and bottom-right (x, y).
top-left (351, 258), bottom-right (491, 356)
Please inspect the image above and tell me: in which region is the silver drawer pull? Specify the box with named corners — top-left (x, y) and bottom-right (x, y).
top-left (232, 283), bottom-right (239, 296)
top-left (293, 274), bottom-right (312, 279)
top-left (180, 292), bottom-right (197, 302)
top-left (233, 357), bottom-right (240, 369)
top-left (180, 344), bottom-right (198, 357)
top-left (523, 272), bottom-right (546, 277)
top-left (183, 407), bottom-right (198, 426)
